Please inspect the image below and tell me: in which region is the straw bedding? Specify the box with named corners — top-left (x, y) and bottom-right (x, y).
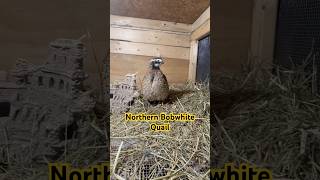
top-left (0, 83), bottom-right (210, 180)
top-left (212, 65), bottom-right (320, 180)
top-left (3, 64), bottom-right (320, 180)
top-left (110, 83), bottom-right (210, 179)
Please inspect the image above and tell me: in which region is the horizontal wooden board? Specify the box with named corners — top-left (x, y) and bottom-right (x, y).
top-left (192, 7), bottom-right (210, 31)
top-left (191, 19), bottom-right (210, 40)
top-left (110, 26), bottom-right (190, 47)
top-left (110, 53), bottom-right (189, 87)
top-left (111, 15), bottom-right (192, 33)
top-left (110, 40), bottom-right (190, 60)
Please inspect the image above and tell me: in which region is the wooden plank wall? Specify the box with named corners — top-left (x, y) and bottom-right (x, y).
top-left (110, 54), bottom-right (189, 87)
top-left (110, 15), bottom-right (192, 86)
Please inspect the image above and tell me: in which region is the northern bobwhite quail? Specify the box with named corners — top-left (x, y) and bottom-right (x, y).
top-left (142, 57), bottom-right (169, 103)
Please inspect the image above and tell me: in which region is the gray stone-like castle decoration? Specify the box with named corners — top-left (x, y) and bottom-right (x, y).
top-left (110, 74), bottom-right (139, 113)
top-left (0, 39), bottom-right (95, 162)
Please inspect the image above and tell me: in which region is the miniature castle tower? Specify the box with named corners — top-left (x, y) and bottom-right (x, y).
top-left (47, 39), bottom-right (86, 71)
top-left (44, 39), bottom-right (88, 98)
top-left (110, 74), bottom-right (139, 113)
top-left (0, 39), bottom-right (95, 161)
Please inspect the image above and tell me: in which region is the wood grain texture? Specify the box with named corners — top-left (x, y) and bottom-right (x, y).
top-left (188, 41), bottom-right (199, 82)
top-left (250, 0), bottom-right (278, 69)
top-left (111, 15), bottom-right (191, 33)
top-left (110, 26), bottom-right (190, 47)
top-left (110, 40), bottom-right (190, 60)
top-left (191, 19), bottom-right (210, 41)
top-left (110, 0), bottom-right (210, 24)
top-left (188, 7), bottom-right (210, 82)
top-left (192, 7), bottom-right (210, 31)
top-left (110, 53), bottom-right (189, 87)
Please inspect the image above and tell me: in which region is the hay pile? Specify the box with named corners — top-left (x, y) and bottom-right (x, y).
top-left (0, 82), bottom-right (209, 180)
top-left (0, 114), bottom-right (109, 180)
top-left (213, 66), bottom-right (320, 180)
top-left (110, 83), bottom-right (210, 179)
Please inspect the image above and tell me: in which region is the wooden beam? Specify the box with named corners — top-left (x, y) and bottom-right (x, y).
top-left (188, 7), bottom-right (210, 82)
top-left (110, 40), bottom-right (190, 60)
top-left (250, 0), bottom-right (278, 68)
top-left (191, 19), bottom-right (210, 40)
top-left (110, 15), bottom-right (192, 33)
top-left (110, 26), bottom-right (190, 47)
top-left (192, 7), bottom-right (210, 31)
top-left (188, 40), bottom-right (199, 82)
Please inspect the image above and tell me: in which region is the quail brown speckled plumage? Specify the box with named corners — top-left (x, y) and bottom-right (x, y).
top-left (142, 57), bottom-right (169, 103)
